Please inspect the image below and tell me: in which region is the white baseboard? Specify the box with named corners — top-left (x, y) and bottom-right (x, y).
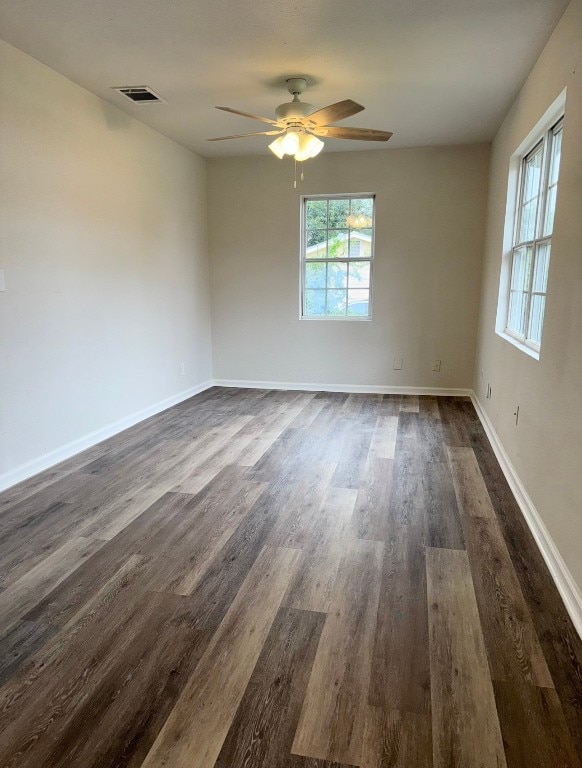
top-left (213, 379), bottom-right (472, 397)
top-left (0, 380), bottom-right (213, 493)
top-left (0, 378), bottom-right (467, 493)
top-left (471, 393), bottom-right (582, 639)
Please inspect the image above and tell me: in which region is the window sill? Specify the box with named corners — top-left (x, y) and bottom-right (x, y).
top-left (496, 330), bottom-right (540, 360)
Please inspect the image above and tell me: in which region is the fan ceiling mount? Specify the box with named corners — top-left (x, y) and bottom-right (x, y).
top-left (208, 77), bottom-right (393, 163)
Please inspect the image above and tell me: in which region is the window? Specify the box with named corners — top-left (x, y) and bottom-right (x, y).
top-left (301, 195), bottom-right (374, 318)
top-left (505, 117), bottom-right (563, 352)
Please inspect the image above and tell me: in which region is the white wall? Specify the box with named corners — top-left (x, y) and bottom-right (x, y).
top-left (474, 0), bottom-right (582, 591)
top-left (208, 145), bottom-right (490, 389)
top-left (0, 41), bottom-right (212, 483)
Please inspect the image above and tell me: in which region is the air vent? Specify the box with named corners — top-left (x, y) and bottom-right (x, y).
top-left (112, 86), bottom-right (165, 104)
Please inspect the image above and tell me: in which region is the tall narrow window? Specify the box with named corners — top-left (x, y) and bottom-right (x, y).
top-left (506, 118), bottom-right (563, 350)
top-left (301, 195), bottom-right (375, 319)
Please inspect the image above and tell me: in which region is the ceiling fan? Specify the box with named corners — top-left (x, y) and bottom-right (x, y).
top-left (208, 78), bottom-right (393, 164)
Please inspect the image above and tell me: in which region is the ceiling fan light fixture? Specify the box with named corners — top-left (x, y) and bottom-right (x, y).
top-left (211, 83), bottom-right (391, 184)
top-left (268, 136), bottom-right (286, 159)
top-left (294, 133), bottom-right (324, 161)
top-left (281, 129), bottom-right (301, 155)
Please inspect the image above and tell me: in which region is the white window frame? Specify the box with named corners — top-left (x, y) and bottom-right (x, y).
top-left (496, 90), bottom-right (566, 359)
top-left (300, 194), bottom-right (375, 321)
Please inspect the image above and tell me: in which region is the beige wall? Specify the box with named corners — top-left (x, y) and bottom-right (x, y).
top-left (474, 0), bottom-right (582, 589)
top-left (0, 41), bottom-right (212, 481)
top-left (208, 145), bottom-right (490, 389)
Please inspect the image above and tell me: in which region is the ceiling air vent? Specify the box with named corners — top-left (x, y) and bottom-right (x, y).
top-left (112, 86), bottom-right (165, 104)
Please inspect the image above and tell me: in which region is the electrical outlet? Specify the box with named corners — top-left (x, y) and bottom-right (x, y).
top-left (180, 361), bottom-right (185, 376)
top-left (433, 360), bottom-right (441, 372)
top-left (393, 357), bottom-right (403, 370)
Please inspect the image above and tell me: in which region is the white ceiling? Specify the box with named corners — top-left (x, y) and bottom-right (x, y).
top-left (0, 0), bottom-right (568, 157)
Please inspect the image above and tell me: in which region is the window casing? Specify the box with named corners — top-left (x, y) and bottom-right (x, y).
top-left (505, 117), bottom-right (563, 352)
top-left (300, 195), bottom-right (375, 319)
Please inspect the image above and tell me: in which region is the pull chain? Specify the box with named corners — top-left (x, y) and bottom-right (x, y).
top-left (293, 159), bottom-right (305, 188)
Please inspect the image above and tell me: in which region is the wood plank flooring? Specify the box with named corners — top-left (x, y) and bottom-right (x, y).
top-left (0, 388), bottom-right (580, 768)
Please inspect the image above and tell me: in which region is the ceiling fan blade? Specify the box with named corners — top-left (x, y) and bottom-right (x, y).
top-left (313, 125), bottom-right (393, 142)
top-left (208, 130), bottom-right (282, 141)
top-left (215, 106), bottom-right (278, 125)
top-left (307, 100), bottom-right (365, 126)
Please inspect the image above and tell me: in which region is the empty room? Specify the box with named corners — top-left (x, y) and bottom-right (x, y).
top-left (0, 0), bottom-right (581, 766)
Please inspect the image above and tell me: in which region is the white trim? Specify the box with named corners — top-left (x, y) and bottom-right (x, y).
top-left (213, 379), bottom-right (472, 396)
top-left (300, 194), bottom-right (375, 321)
top-left (471, 393), bottom-right (582, 639)
top-left (0, 380), bottom-right (213, 493)
top-left (496, 330), bottom-right (540, 360)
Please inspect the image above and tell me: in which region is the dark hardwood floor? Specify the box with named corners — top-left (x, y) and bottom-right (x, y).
top-left (0, 388), bottom-right (580, 767)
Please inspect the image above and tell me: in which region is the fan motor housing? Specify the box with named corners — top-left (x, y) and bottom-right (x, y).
top-left (275, 100), bottom-right (315, 120)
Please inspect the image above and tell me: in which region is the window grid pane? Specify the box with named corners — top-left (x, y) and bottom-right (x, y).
top-left (518, 143), bottom-right (543, 244)
top-left (507, 290), bottom-right (528, 337)
top-left (510, 246), bottom-right (533, 291)
top-left (532, 241), bottom-right (551, 294)
top-left (527, 294), bottom-right (546, 345)
top-left (302, 196), bottom-right (374, 319)
top-left (543, 125), bottom-right (562, 236)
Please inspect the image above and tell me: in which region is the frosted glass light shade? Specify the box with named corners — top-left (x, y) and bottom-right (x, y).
top-left (268, 136), bottom-right (286, 159)
top-left (294, 134), bottom-right (324, 161)
top-left (281, 130), bottom-right (300, 154)
top-left (269, 132), bottom-right (324, 162)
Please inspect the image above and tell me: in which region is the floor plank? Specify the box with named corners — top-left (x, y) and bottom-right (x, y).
top-left (462, 515), bottom-right (553, 686)
top-left (0, 536), bottom-right (103, 634)
top-left (426, 546), bottom-right (507, 768)
top-left (417, 403), bottom-right (446, 463)
top-left (141, 546), bottom-right (300, 768)
top-left (462, 409), bottom-right (582, 762)
top-left (331, 421), bottom-right (374, 490)
top-left (389, 449), bottom-right (425, 527)
top-left (214, 607), bottom-right (325, 768)
top-left (350, 457), bottom-right (394, 541)
top-left (369, 524), bottom-right (430, 713)
top-left (362, 707), bottom-right (433, 768)
top-left (0, 588), bottom-right (211, 768)
top-left (22, 492), bottom-right (195, 627)
top-left (400, 395), bottom-right (420, 413)
top-left (447, 445), bottom-right (497, 518)
top-left (437, 397), bottom-right (471, 447)
top-left (424, 461), bottom-right (465, 549)
top-left (268, 462), bottom-right (338, 549)
top-left (0, 619), bottom-right (57, 686)
top-left (139, 467), bottom-right (266, 595)
top-left (285, 487), bottom-right (356, 613)
top-left (493, 680), bottom-right (581, 768)
top-left (292, 539), bottom-right (383, 766)
top-left (368, 415), bottom-right (398, 460)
